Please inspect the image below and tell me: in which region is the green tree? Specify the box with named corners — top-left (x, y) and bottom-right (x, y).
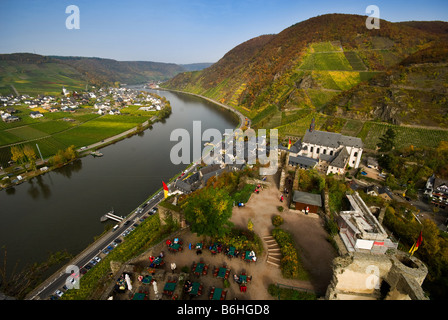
top-left (63, 145), bottom-right (77, 161)
top-left (10, 146), bottom-right (25, 165)
top-left (23, 145), bottom-right (37, 171)
top-left (182, 186), bottom-right (234, 237)
top-left (377, 128), bottom-right (396, 152)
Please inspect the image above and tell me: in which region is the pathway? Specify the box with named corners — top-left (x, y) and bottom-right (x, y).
top-left (131, 171), bottom-right (336, 299)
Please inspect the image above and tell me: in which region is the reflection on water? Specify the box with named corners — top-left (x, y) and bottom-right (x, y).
top-left (53, 159), bottom-right (83, 179)
top-left (0, 89), bottom-right (238, 276)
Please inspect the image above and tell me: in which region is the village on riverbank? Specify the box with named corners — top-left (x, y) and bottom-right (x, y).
top-left (1, 85), bottom-right (446, 302)
top-left (42, 112), bottom-right (443, 301)
top-left (0, 86), bottom-right (171, 190)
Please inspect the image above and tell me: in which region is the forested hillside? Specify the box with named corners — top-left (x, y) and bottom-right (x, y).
top-left (163, 14), bottom-right (448, 131)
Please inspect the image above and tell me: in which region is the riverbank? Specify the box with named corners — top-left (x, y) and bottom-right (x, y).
top-left (0, 88), bottom-right (239, 298)
top-left (155, 87), bottom-right (248, 130)
top-left (0, 112), bottom-right (165, 191)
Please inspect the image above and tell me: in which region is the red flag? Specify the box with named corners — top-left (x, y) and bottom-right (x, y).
top-left (409, 231), bottom-right (423, 255)
top-left (163, 181), bottom-right (169, 198)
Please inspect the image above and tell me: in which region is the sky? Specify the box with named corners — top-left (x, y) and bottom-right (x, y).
top-left (0, 0), bottom-right (447, 64)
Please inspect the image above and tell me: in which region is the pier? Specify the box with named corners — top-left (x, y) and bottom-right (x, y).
top-left (100, 211), bottom-right (124, 223)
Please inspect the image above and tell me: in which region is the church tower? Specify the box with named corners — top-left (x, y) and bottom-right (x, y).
top-left (309, 117), bottom-right (315, 132)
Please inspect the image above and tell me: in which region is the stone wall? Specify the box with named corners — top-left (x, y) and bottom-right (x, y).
top-left (326, 251), bottom-right (428, 300)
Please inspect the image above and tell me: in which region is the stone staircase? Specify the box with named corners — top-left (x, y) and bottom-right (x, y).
top-left (263, 235), bottom-right (282, 268)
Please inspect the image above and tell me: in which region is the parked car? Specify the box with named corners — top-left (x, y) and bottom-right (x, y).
top-left (149, 207), bottom-right (158, 215)
top-left (55, 290), bottom-right (64, 298)
top-left (93, 256), bottom-right (101, 263)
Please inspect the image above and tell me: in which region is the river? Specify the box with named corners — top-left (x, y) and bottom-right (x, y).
top-left (0, 89), bottom-right (238, 277)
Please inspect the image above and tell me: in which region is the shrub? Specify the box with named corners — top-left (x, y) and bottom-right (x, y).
top-left (272, 215), bottom-right (284, 227)
top-left (268, 284), bottom-right (317, 300)
top-left (272, 229), bottom-right (309, 280)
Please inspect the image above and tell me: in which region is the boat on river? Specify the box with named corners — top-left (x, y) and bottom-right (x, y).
top-left (91, 151), bottom-right (103, 157)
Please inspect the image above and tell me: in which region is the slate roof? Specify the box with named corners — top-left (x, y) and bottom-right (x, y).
top-left (329, 147), bottom-right (349, 168)
top-left (292, 191), bottom-right (322, 207)
top-left (302, 129), bottom-right (363, 149)
top-left (288, 155), bottom-right (318, 167)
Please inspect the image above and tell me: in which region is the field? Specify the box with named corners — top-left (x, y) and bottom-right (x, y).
top-left (357, 122), bottom-right (448, 150)
top-left (0, 105), bottom-right (154, 166)
top-left (258, 107), bottom-right (448, 152)
top-left (299, 52), bottom-right (353, 71)
top-left (0, 61), bottom-right (87, 96)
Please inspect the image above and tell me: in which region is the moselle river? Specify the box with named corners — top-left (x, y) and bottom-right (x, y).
top-left (0, 88), bottom-right (238, 276)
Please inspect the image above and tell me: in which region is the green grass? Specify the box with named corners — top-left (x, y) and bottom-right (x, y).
top-left (0, 61), bottom-right (86, 96)
top-left (0, 110), bottom-right (152, 166)
top-left (299, 52), bottom-right (353, 71)
top-left (344, 51), bottom-right (367, 70)
top-left (340, 119), bottom-right (364, 136)
top-left (268, 284), bottom-right (317, 300)
top-left (358, 122), bottom-right (448, 149)
top-left (306, 89), bottom-right (340, 109)
top-left (29, 121), bottom-right (75, 135)
top-left (6, 126), bottom-right (49, 141)
top-left (0, 130), bottom-right (24, 145)
top-left (52, 115), bottom-right (149, 148)
top-left (311, 41), bottom-right (342, 53)
top-left (231, 184), bottom-right (256, 203)
top-left (276, 112), bottom-right (326, 137)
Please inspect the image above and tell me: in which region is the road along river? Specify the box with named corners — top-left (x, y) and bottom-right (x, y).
top-left (0, 88), bottom-right (239, 282)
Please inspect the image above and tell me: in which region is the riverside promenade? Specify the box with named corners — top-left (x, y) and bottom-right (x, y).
top-left (155, 88), bottom-right (249, 130)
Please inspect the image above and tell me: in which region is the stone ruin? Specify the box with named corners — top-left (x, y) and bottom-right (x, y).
top-left (325, 251), bottom-right (428, 300)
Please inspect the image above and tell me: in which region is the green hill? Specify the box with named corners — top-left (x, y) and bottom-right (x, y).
top-left (0, 53), bottom-right (210, 96)
top-left (0, 53), bottom-right (87, 96)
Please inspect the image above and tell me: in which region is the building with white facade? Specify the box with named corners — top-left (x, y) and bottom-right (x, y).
top-left (281, 118), bottom-right (363, 175)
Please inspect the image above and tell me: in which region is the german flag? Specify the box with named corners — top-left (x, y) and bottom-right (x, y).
top-left (409, 231), bottom-right (423, 256)
top-left (163, 181), bottom-right (169, 199)
top-left (288, 139), bottom-right (291, 150)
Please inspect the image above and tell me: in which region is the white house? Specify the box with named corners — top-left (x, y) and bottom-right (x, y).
top-left (298, 119), bottom-right (363, 174)
top-left (30, 111), bottom-right (43, 119)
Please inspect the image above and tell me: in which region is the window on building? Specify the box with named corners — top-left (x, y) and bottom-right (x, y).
top-left (317, 148), bottom-right (320, 154)
top-left (310, 146), bottom-right (314, 152)
top-left (330, 150), bottom-right (333, 156)
top-left (354, 152), bottom-right (358, 157)
top-left (323, 149), bottom-right (327, 154)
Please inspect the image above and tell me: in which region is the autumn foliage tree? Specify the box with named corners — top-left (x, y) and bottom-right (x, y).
top-left (182, 186), bottom-right (234, 238)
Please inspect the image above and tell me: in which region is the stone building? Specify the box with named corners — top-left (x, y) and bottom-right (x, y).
top-left (325, 251), bottom-right (428, 300)
top-left (280, 118), bottom-right (363, 175)
top-left (337, 192), bottom-right (397, 254)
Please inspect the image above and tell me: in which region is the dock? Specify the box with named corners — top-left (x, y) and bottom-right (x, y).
top-left (100, 210), bottom-right (124, 223)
